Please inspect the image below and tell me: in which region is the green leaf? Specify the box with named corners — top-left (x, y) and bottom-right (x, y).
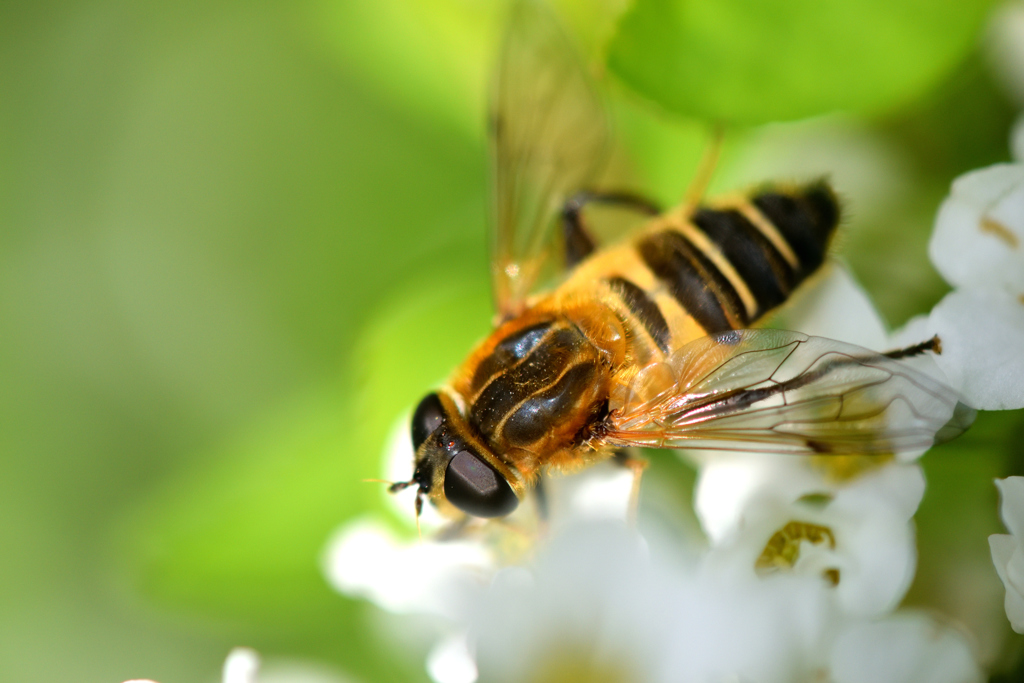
top-left (118, 385), bottom-right (422, 680)
top-left (309, 0), bottom-right (630, 139)
top-left (607, 0), bottom-right (995, 125)
top-left (309, 0), bottom-right (502, 138)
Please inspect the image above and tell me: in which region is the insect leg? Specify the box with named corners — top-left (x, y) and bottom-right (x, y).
top-left (562, 191), bottom-right (661, 268)
top-left (612, 448), bottom-right (648, 525)
top-left (883, 335), bottom-right (941, 360)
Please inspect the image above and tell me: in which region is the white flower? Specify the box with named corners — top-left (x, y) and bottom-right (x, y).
top-left (322, 517), bottom-right (494, 620)
top-left (891, 124), bottom-right (1024, 410)
top-left (990, 476), bottom-right (1024, 633)
top-left (696, 454), bottom-right (924, 617)
top-left (930, 163), bottom-right (1024, 299)
top-left (690, 263), bottom-right (929, 618)
top-left (894, 289), bottom-right (1024, 410)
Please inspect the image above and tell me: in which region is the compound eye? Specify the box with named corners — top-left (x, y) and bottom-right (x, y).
top-left (411, 393), bottom-right (445, 451)
top-left (444, 450), bottom-right (519, 518)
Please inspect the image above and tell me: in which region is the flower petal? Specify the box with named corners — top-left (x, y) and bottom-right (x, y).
top-left (698, 458), bottom-right (923, 617)
top-left (471, 525), bottom-right (660, 683)
top-left (692, 453), bottom-right (815, 544)
top-left (830, 612), bottom-right (982, 683)
top-left (996, 477), bottom-right (1024, 539)
top-left (930, 163), bottom-right (1024, 297)
top-left (541, 460), bottom-right (634, 527)
top-left (906, 289), bottom-right (1024, 410)
top-left (774, 262), bottom-right (889, 350)
top-left (991, 534), bottom-right (1024, 634)
top-left (322, 517), bottom-right (492, 618)
top-left (990, 533), bottom-right (1016, 573)
top-left (826, 502), bottom-right (918, 616)
top-left (659, 573), bottom-right (836, 683)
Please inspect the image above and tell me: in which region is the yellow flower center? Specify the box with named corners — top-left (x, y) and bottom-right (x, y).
top-left (756, 520), bottom-right (840, 585)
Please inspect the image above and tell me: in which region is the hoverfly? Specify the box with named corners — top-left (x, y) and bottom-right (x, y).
top-left (390, 0), bottom-right (973, 521)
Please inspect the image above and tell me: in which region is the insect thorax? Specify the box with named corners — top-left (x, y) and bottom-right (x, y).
top-left (455, 313), bottom-right (612, 462)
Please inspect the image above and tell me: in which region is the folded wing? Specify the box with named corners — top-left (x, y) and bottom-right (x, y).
top-left (607, 329), bottom-right (974, 456)
top-left (490, 0), bottom-right (609, 319)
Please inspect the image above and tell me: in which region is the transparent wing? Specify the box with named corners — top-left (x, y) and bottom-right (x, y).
top-left (490, 0), bottom-right (609, 318)
top-left (607, 329), bottom-right (975, 456)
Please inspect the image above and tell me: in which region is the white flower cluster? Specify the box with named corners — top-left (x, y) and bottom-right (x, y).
top-left (325, 423), bottom-right (985, 683)
top-left (323, 267), bottom-right (989, 683)
top-left (468, 524), bottom-right (979, 683)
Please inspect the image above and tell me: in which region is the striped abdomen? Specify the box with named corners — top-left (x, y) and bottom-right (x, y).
top-left (557, 181), bottom-right (840, 363)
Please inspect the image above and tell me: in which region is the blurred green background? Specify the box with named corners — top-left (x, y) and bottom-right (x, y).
top-left (2, 0), bottom-right (1024, 681)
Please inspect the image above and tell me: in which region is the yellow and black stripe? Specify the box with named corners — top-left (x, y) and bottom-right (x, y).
top-left (605, 276), bottom-right (672, 354)
top-left (627, 181), bottom-right (838, 340)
